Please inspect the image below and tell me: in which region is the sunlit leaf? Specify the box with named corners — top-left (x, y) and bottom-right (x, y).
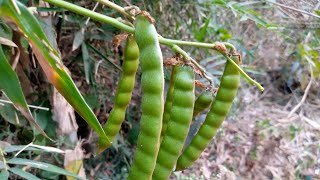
top-left (7, 158), bottom-right (85, 180)
top-left (64, 144), bottom-right (85, 180)
top-left (65, 160), bottom-right (83, 180)
top-left (298, 43), bottom-right (320, 77)
top-left (310, 50), bottom-right (320, 77)
top-left (217, 27), bottom-right (232, 40)
top-left (211, 0), bottom-right (227, 6)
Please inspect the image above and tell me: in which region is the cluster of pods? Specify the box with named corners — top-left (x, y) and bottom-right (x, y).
top-left (103, 12), bottom-right (240, 180)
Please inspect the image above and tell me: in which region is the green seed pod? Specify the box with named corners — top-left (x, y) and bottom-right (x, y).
top-left (184, 91), bottom-right (214, 148)
top-left (127, 12), bottom-right (165, 180)
top-left (101, 36), bottom-right (139, 149)
top-left (175, 56), bottom-right (240, 171)
top-left (152, 65), bottom-right (195, 180)
top-left (193, 91), bottom-right (213, 118)
top-left (161, 66), bottom-right (178, 137)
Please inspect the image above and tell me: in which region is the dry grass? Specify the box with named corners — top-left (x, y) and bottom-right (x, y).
top-left (174, 0), bottom-right (320, 179)
top-left (177, 78), bottom-right (320, 179)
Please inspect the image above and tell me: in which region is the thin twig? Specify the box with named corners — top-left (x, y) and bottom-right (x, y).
top-left (265, 0), bottom-right (320, 19)
top-left (84, 2), bottom-right (100, 25)
top-left (0, 99), bottom-right (50, 111)
top-left (287, 65), bottom-right (313, 117)
top-left (96, 0), bottom-right (134, 21)
top-left (14, 142), bottom-right (33, 157)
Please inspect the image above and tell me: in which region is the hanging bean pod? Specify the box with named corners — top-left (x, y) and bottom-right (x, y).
top-left (127, 12), bottom-right (165, 180)
top-left (176, 56), bottom-right (240, 171)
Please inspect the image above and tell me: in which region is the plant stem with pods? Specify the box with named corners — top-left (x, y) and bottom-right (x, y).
top-left (43, 0), bottom-right (264, 91)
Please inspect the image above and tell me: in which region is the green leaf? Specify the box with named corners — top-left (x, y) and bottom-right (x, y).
top-left (195, 16), bottom-right (211, 42)
top-left (7, 158), bottom-right (85, 180)
top-left (0, 0), bottom-right (108, 149)
top-left (212, 0), bottom-right (227, 6)
top-left (217, 28), bottom-right (232, 40)
top-left (0, 170), bottom-right (9, 180)
top-left (0, 22), bottom-right (12, 40)
top-left (81, 43), bottom-right (91, 84)
top-left (310, 50), bottom-right (320, 77)
top-left (86, 42), bottom-right (122, 71)
top-left (72, 30), bottom-right (84, 51)
top-left (0, 98), bottom-right (27, 126)
top-left (0, 44), bottom-right (51, 140)
top-left (298, 43), bottom-right (320, 77)
top-left (9, 168), bottom-right (41, 180)
top-left (313, 59), bottom-right (320, 77)
top-left (227, 2), bottom-right (268, 27)
top-left (4, 146), bottom-right (39, 153)
top-left (33, 109), bottom-right (49, 137)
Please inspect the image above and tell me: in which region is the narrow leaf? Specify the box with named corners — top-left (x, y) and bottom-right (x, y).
top-left (81, 43), bottom-right (91, 84)
top-left (3, 144), bottom-right (64, 154)
top-left (196, 17), bottom-right (210, 42)
top-left (72, 30), bottom-right (84, 51)
top-left (7, 158), bottom-right (85, 180)
top-left (0, 44), bottom-right (51, 140)
top-left (0, 170), bottom-right (9, 180)
top-left (9, 168), bottom-right (41, 180)
top-left (0, 98), bottom-right (27, 126)
top-left (4, 146), bottom-right (40, 153)
top-left (0, 0), bottom-right (108, 147)
top-left (86, 42), bottom-right (122, 71)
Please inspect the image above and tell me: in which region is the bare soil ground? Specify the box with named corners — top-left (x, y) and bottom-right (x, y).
top-left (178, 80), bottom-right (320, 179)
top-left (174, 0), bottom-right (320, 179)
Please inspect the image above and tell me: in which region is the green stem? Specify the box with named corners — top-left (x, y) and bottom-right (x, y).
top-left (95, 0), bottom-right (236, 51)
top-left (160, 37), bottom-right (215, 49)
top-left (43, 0), bottom-right (263, 91)
top-left (43, 0), bottom-right (233, 51)
top-left (43, 0), bottom-right (135, 33)
top-left (223, 54), bottom-right (264, 91)
top-left (159, 37), bottom-right (235, 51)
top-left (223, 42), bottom-right (236, 50)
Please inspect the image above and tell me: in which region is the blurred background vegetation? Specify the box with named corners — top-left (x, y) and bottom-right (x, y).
top-left (0, 0), bottom-right (319, 179)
